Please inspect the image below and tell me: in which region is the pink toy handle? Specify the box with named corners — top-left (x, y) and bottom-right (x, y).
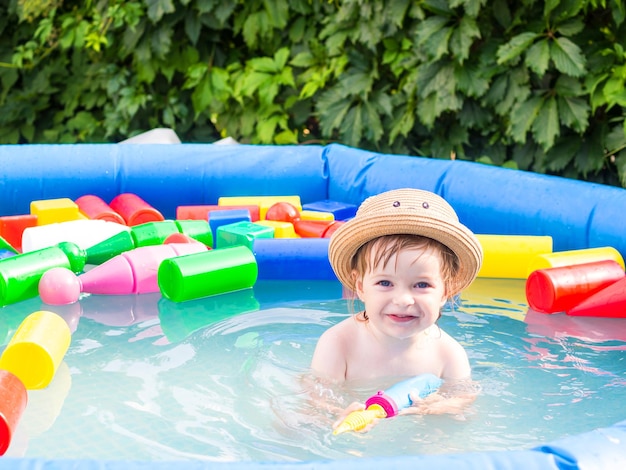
top-left (365, 391), bottom-right (399, 417)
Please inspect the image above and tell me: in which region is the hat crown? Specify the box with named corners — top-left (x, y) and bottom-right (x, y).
top-left (357, 189), bottom-right (459, 224)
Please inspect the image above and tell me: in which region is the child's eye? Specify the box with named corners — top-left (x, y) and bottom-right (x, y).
top-left (378, 280), bottom-right (392, 287)
top-left (416, 282), bottom-right (430, 289)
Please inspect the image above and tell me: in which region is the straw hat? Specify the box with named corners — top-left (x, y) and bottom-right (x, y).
top-left (328, 188), bottom-right (483, 296)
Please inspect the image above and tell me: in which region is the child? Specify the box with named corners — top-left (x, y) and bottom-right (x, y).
top-left (310, 188), bottom-right (483, 426)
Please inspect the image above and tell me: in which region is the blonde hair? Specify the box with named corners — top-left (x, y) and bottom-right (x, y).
top-left (348, 234), bottom-right (460, 320)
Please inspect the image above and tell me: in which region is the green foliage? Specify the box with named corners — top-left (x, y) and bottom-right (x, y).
top-left (1, 0), bottom-right (625, 186)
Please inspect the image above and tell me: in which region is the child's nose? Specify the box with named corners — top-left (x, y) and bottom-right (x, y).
top-left (393, 290), bottom-right (415, 306)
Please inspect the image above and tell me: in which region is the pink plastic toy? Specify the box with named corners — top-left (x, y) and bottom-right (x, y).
top-left (38, 243), bottom-right (208, 304)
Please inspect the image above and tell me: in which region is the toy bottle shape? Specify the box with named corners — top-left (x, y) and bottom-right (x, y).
top-left (0, 369), bottom-right (28, 455)
top-left (0, 310), bottom-right (71, 390)
top-left (0, 242), bottom-right (85, 307)
top-left (526, 260), bottom-right (625, 314)
top-left (567, 277), bottom-right (626, 318)
top-left (79, 243), bottom-right (208, 295)
top-left (333, 373), bottom-right (443, 435)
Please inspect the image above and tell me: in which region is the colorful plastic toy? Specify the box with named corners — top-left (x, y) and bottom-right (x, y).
top-left (39, 243), bottom-right (208, 304)
top-left (333, 373), bottom-right (443, 435)
top-left (475, 234), bottom-right (553, 279)
top-left (0, 369), bottom-right (28, 455)
top-left (109, 193), bottom-right (165, 226)
top-left (526, 260), bottom-right (625, 314)
top-left (527, 246), bottom-right (625, 277)
top-left (0, 242), bottom-right (85, 307)
top-left (0, 310), bottom-right (71, 390)
top-left (568, 277), bottom-right (626, 318)
top-left (75, 195), bottom-right (126, 225)
top-left (21, 219), bottom-right (130, 253)
top-left (85, 220), bottom-right (213, 265)
top-left (158, 245), bottom-right (258, 303)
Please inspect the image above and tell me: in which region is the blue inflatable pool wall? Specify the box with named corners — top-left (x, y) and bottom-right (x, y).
top-left (0, 143), bottom-right (625, 469)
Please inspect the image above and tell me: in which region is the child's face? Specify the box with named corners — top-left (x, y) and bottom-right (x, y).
top-left (354, 245), bottom-right (447, 340)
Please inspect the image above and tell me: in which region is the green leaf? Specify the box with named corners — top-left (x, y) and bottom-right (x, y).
top-left (416, 16), bottom-right (450, 46)
top-left (340, 104), bottom-right (363, 147)
top-left (145, 0), bottom-right (175, 23)
top-left (184, 13), bottom-right (202, 44)
top-left (424, 26), bottom-right (453, 60)
top-left (249, 57), bottom-right (278, 73)
top-left (545, 137), bottom-right (579, 171)
top-left (497, 32), bottom-right (538, 65)
top-left (550, 37), bottom-right (586, 77)
top-left (554, 18), bottom-right (585, 36)
top-left (455, 63), bottom-right (489, 98)
top-left (510, 95), bottom-right (543, 143)
top-left (191, 74), bottom-right (213, 115)
top-left (290, 52), bottom-right (315, 68)
top-left (274, 47), bottom-right (290, 70)
top-left (532, 96), bottom-right (559, 149)
top-left (525, 39), bottom-right (550, 76)
top-left (557, 95), bottom-right (589, 133)
top-left (449, 16), bottom-right (481, 63)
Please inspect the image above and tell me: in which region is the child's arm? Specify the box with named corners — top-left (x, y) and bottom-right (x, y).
top-left (310, 326), bottom-right (347, 382)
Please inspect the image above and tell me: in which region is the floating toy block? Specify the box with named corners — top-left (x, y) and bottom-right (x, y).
top-left (218, 196), bottom-right (301, 220)
top-left (252, 238), bottom-right (335, 280)
top-left (0, 369), bottom-right (28, 455)
top-left (158, 245), bottom-right (258, 303)
top-left (302, 199), bottom-right (358, 221)
top-left (216, 221), bottom-right (274, 249)
top-left (209, 209), bottom-right (252, 247)
top-left (300, 210), bottom-right (334, 222)
top-left (567, 277), bottom-right (626, 318)
top-left (21, 219), bottom-right (130, 253)
top-left (255, 220), bottom-right (298, 238)
top-left (75, 195), bottom-right (126, 225)
top-left (0, 214), bottom-right (38, 252)
top-left (30, 198), bottom-right (85, 226)
top-left (176, 205), bottom-right (260, 222)
top-left (0, 242), bottom-right (85, 307)
top-left (0, 310), bottom-right (70, 390)
top-left (476, 234), bottom-right (553, 279)
top-left (109, 193), bottom-right (164, 226)
top-left (526, 260), bottom-right (625, 314)
top-left (527, 246), bottom-right (625, 277)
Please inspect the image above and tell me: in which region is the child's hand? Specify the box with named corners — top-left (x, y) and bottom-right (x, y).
top-left (400, 391), bottom-right (474, 416)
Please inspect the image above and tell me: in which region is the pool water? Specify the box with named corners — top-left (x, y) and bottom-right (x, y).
top-left (2, 279), bottom-right (625, 461)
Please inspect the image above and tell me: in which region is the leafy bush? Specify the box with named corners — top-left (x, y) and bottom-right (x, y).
top-left (1, 0), bottom-right (625, 186)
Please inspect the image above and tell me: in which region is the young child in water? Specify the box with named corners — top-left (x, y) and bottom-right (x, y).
top-left (310, 188), bottom-right (483, 428)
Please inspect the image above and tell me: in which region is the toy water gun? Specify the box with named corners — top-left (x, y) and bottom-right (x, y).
top-left (333, 373), bottom-right (443, 435)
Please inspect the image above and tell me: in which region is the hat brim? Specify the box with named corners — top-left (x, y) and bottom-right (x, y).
top-left (328, 212), bottom-right (483, 296)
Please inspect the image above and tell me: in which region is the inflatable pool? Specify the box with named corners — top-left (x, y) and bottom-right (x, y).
top-left (0, 143), bottom-right (625, 469)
